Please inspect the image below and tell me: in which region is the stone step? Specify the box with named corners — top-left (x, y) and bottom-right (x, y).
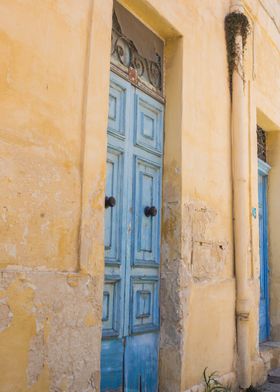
top-left (260, 342), bottom-right (280, 373)
top-left (267, 368), bottom-right (280, 384)
top-left (257, 367), bottom-right (280, 391)
top-left (258, 383), bottom-right (280, 391)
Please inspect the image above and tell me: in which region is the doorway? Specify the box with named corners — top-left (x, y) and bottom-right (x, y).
top-left (101, 5), bottom-right (165, 390)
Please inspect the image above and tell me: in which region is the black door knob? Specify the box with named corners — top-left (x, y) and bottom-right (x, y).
top-left (105, 196), bottom-right (116, 209)
top-left (144, 206), bottom-right (157, 217)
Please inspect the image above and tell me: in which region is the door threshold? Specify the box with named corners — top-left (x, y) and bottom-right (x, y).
top-left (260, 341), bottom-right (280, 374)
top-left (260, 341), bottom-right (280, 349)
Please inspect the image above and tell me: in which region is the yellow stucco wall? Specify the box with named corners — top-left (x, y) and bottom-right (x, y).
top-left (0, 0), bottom-right (279, 391)
top-left (0, 0), bottom-right (91, 271)
top-left (267, 132), bottom-right (280, 341)
top-left (0, 1), bottom-right (107, 391)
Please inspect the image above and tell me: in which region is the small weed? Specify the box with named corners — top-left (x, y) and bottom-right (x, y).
top-left (203, 368), bottom-right (232, 392)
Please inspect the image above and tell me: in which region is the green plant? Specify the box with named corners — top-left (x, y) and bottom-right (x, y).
top-left (203, 368), bottom-right (232, 392)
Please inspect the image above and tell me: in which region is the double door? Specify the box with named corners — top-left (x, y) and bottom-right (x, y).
top-left (101, 72), bottom-right (164, 392)
top-left (258, 160), bottom-right (270, 342)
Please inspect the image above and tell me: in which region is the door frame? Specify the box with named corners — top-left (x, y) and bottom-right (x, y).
top-left (78, 0), bottom-right (184, 389)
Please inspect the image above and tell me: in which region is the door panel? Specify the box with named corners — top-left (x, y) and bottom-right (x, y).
top-left (101, 72), bottom-right (163, 392)
top-left (130, 276), bottom-right (159, 334)
top-left (105, 148), bottom-right (123, 264)
top-left (134, 91), bottom-right (163, 155)
top-left (108, 78), bottom-right (129, 138)
top-left (101, 74), bottom-right (131, 392)
top-left (102, 276), bottom-right (121, 337)
top-left (133, 158), bottom-right (161, 266)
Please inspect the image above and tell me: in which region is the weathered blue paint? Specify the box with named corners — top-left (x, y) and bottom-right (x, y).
top-left (101, 72), bottom-right (163, 391)
top-left (124, 333), bottom-right (159, 392)
top-left (101, 339), bottom-right (124, 392)
top-left (258, 159), bottom-right (271, 343)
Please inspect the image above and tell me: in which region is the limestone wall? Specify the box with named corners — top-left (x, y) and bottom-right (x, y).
top-left (0, 0), bottom-right (279, 391)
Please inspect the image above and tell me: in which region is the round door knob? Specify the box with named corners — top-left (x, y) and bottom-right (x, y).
top-left (144, 206), bottom-right (157, 217)
top-left (105, 196), bottom-right (116, 209)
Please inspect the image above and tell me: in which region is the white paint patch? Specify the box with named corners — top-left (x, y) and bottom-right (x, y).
top-left (1, 206), bottom-right (8, 223)
top-left (0, 299), bottom-right (13, 332)
top-left (5, 243), bottom-right (17, 258)
top-left (21, 225), bottom-right (29, 245)
top-left (40, 220), bottom-right (50, 233)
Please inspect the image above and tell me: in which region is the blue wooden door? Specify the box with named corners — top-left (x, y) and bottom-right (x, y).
top-left (101, 72), bottom-right (164, 392)
top-left (258, 160), bottom-right (270, 342)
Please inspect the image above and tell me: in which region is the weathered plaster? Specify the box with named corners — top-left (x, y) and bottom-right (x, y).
top-left (0, 0), bottom-right (91, 271)
top-left (182, 201), bottom-right (229, 281)
top-left (0, 271), bottom-right (101, 392)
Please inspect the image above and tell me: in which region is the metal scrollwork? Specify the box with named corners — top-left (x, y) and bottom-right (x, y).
top-left (147, 60), bottom-right (161, 90)
top-left (113, 36), bottom-right (131, 67)
top-left (257, 126), bottom-right (266, 162)
top-left (111, 11), bottom-right (162, 92)
top-left (133, 55), bottom-right (145, 78)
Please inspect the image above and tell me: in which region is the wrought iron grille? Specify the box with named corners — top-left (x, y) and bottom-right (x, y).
top-left (257, 125), bottom-right (267, 162)
top-left (111, 2), bottom-right (163, 96)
